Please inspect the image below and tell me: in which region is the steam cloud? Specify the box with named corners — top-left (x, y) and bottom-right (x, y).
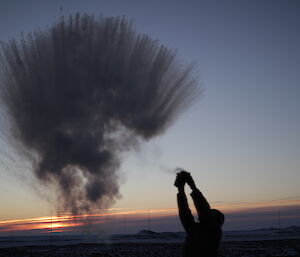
top-left (0, 14), bottom-right (200, 213)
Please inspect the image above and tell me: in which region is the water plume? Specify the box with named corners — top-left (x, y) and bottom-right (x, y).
top-left (0, 13), bottom-right (200, 213)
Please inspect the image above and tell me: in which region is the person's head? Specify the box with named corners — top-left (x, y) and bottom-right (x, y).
top-left (211, 209), bottom-right (225, 226)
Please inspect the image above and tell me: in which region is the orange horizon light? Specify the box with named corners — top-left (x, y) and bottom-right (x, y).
top-left (0, 199), bottom-right (299, 233)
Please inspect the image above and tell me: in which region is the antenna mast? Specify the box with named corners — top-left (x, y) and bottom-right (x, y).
top-left (51, 209), bottom-right (53, 245)
top-left (123, 215), bottom-right (127, 234)
top-left (148, 209), bottom-right (151, 231)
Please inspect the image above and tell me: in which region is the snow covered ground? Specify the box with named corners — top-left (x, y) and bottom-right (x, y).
top-left (0, 240), bottom-right (299, 257)
top-left (0, 226), bottom-right (299, 256)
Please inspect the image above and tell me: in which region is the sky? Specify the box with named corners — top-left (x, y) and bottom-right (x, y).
top-left (0, 0), bottom-right (299, 235)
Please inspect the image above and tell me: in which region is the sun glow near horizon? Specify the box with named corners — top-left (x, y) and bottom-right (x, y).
top-left (0, 199), bottom-right (299, 235)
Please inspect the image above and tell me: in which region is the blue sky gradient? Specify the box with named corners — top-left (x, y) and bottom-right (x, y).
top-left (0, 0), bottom-right (299, 232)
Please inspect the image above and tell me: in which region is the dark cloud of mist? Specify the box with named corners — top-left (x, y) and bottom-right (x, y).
top-left (0, 13), bottom-right (200, 213)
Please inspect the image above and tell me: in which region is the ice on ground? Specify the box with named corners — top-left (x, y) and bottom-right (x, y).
top-left (0, 226), bottom-right (299, 257)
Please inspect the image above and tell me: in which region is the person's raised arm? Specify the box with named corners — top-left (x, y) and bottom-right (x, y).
top-left (185, 173), bottom-right (211, 222)
top-left (174, 173), bottom-right (195, 232)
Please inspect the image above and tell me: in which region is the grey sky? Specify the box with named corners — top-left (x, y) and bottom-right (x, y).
top-left (0, 0), bottom-right (299, 231)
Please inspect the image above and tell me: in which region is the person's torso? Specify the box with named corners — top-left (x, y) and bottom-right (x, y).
top-left (184, 222), bottom-right (222, 257)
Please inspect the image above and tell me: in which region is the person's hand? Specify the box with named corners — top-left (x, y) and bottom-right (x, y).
top-left (185, 172), bottom-right (197, 190)
top-left (174, 172), bottom-right (186, 188)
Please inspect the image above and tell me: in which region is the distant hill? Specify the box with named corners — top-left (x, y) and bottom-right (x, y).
top-left (0, 226), bottom-right (299, 248)
top-left (110, 226), bottom-right (300, 243)
top-left (223, 226), bottom-right (300, 241)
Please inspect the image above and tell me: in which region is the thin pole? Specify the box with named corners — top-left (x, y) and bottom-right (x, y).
top-left (148, 209), bottom-right (151, 231)
top-left (51, 209), bottom-right (53, 245)
top-left (10, 229), bottom-right (13, 246)
top-left (123, 215), bottom-right (126, 234)
top-left (278, 212), bottom-right (281, 230)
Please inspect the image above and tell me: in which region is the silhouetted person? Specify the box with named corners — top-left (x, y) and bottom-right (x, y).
top-left (174, 171), bottom-right (224, 257)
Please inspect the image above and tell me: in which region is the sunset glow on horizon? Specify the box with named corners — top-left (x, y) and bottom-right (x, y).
top-left (0, 207), bottom-right (178, 234)
top-left (0, 199), bottom-right (299, 235)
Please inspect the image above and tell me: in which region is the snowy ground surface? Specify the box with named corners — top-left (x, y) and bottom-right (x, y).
top-left (0, 240), bottom-right (299, 257)
top-left (0, 227), bottom-right (299, 256)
